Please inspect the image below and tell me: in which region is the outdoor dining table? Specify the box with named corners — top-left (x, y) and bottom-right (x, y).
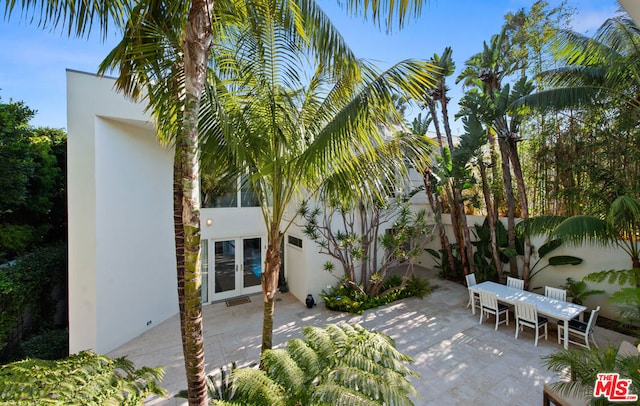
top-left (469, 281), bottom-right (587, 349)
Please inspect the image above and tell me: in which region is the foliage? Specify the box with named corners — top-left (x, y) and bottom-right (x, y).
top-left (471, 218), bottom-right (513, 282)
top-left (543, 345), bottom-right (640, 405)
top-left (213, 322), bottom-right (418, 406)
top-left (561, 278), bottom-right (604, 306)
top-left (304, 198), bottom-right (433, 298)
top-left (0, 350), bottom-right (166, 405)
top-left (425, 245), bottom-right (463, 281)
top-left (0, 243), bottom-right (67, 357)
top-left (321, 275), bottom-right (430, 314)
top-left (176, 363), bottom-right (244, 401)
top-left (18, 328), bottom-right (68, 361)
top-left (0, 97), bottom-right (67, 262)
top-left (583, 269), bottom-right (640, 331)
top-left (518, 16), bottom-right (640, 216)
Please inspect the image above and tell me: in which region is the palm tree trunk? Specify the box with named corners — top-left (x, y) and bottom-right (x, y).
top-left (423, 169), bottom-right (456, 275)
top-left (261, 232), bottom-right (282, 353)
top-left (178, 1), bottom-right (214, 404)
top-left (174, 141), bottom-right (207, 405)
top-left (442, 91), bottom-right (473, 274)
top-left (498, 136), bottom-right (517, 277)
top-left (479, 163), bottom-right (504, 281)
top-left (507, 138), bottom-right (531, 288)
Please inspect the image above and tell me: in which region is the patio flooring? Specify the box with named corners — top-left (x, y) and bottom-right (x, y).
top-left (108, 270), bottom-right (636, 405)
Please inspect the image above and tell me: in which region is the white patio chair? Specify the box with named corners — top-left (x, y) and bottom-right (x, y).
top-left (557, 306), bottom-right (600, 349)
top-left (465, 273), bottom-right (479, 309)
top-left (544, 286), bottom-right (567, 302)
top-left (479, 290), bottom-right (509, 330)
top-left (514, 301), bottom-right (548, 346)
top-left (506, 276), bottom-right (524, 290)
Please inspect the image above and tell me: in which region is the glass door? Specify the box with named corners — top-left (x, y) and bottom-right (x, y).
top-left (206, 237), bottom-right (263, 302)
top-left (242, 238), bottom-right (262, 289)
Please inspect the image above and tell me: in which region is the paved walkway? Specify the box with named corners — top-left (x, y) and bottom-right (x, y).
top-left (108, 272), bottom-right (635, 405)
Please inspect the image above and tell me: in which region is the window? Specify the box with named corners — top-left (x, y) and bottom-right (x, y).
top-left (201, 173), bottom-right (259, 208)
top-left (287, 235), bottom-right (302, 248)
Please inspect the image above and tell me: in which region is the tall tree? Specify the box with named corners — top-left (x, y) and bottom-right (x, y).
top-left (199, 15), bottom-right (436, 351)
top-left (3, 0), bottom-right (432, 404)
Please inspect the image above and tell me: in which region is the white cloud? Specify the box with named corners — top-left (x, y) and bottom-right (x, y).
top-left (570, 5), bottom-right (621, 34)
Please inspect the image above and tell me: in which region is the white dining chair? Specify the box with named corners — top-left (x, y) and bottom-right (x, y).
top-left (557, 306), bottom-right (600, 349)
top-left (479, 290), bottom-right (509, 330)
top-left (514, 301), bottom-right (548, 346)
top-left (465, 273), bottom-right (479, 309)
top-left (544, 286), bottom-right (567, 302)
top-left (507, 276), bottom-right (524, 290)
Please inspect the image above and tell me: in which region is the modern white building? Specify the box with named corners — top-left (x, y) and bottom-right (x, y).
top-left (67, 69), bottom-right (630, 356)
top-left (67, 70), bottom-right (396, 354)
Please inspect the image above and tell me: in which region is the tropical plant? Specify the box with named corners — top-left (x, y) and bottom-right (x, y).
top-left (0, 351), bottom-right (165, 405)
top-left (524, 195), bottom-right (640, 326)
top-left (3, 0), bottom-right (433, 403)
top-left (543, 345), bottom-right (640, 405)
top-left (322, 274), bottom-right (430, 314)
top-left (212, 322), bottom-right (419, 405)
top-left (562, 278), bottom-right (604, 306)
top-left (515, 15), bottom-right (640, 215)
top-left (421, 47), bottom-right (475, 277)
top-left (303, 198), bottom-right (433, 298)
top-left (199, 9), bottom-right (436, 354)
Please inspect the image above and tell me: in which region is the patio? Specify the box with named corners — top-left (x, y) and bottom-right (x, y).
top-left (108, 269), bottom-right (635, 405)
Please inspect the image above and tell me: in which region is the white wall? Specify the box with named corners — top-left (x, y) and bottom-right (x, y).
top-left (68, 71), bottom-right (177, 354)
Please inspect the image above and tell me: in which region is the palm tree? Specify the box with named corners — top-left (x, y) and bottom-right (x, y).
top-left (457, 25), bottom-right (535, 287)
top-left (424, 47), bottom-right (474, 277)
top-left (3, 0), bottom-right (433, 404)
top-left (213, 322), bottom-right (418, 405)
top-left (543, 345), bottom-right (640, 405)
top-left (516, 16), bottom-right (640, 114)
top-left (200, 16), bottom-right (436, 352)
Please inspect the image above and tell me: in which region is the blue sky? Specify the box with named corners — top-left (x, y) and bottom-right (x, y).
top-left (0, 0), bottom-right (621, 132)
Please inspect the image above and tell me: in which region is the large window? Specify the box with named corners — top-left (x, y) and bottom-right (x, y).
top-left (201, 173), bottom-right (259, 208)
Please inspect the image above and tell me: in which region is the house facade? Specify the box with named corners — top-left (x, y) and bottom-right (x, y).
top-left (67, 71), bottom-right (369, 354)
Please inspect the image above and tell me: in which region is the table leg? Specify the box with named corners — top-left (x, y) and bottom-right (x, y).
top-left (471, 292), bottom-right (476, 315)
top-left (563, 319), bottom-right (569, 349)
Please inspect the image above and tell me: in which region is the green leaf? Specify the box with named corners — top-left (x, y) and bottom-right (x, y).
top-left (548, 256), bottom-right (583, 266)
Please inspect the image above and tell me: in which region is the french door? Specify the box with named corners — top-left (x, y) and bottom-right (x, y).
top-left (202, 237), bottom-right (263, 302)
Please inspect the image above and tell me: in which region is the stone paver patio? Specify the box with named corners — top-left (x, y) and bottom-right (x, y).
top-left (108, 271), bottom-right (635, 405)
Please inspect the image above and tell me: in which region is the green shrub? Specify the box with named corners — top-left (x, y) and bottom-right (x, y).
top-left (322, 275), bottom-right (430, 314)
top-left (20, 329), bottom-right (68, 361)
top-left (0, 243), bottom-right (66, 355)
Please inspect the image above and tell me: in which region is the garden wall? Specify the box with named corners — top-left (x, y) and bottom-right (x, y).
top-left (414, 208), bottom-right (633, 320)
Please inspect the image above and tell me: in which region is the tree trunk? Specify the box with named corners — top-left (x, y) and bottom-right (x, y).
top-left (479, 163), bottom-right (504, 281)
top-left (261, 232), bottom-right (282, 353)
top-left (423, 169), bottom-right (456, 275)
top-left (178, 1), bottom-right (214, 404)
top-left (507, 138), bottom-right (531, 289)
top-left (498, 136), bottom-right (517, 277)
top-left (174, 140), bottom-right (207, 405)
top-left (441, 90), bottom-right (473, 275)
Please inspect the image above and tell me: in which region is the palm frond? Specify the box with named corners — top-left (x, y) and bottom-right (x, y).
top-left (260, 349), bottom-right (306, 399)
top-left (229, 367), bottom-right (287, 406)
top-left (517, 215), bottom-right (566, 238)
top-left (550, 215), bottom-right (613, 246)
top-left (3, 0), bottom-right (126, 39)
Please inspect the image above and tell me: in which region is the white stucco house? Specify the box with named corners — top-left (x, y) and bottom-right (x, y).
top-left (67, 70), bottom-right (432, 354)
top-left (67, 66), bottom-right (632, 356)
